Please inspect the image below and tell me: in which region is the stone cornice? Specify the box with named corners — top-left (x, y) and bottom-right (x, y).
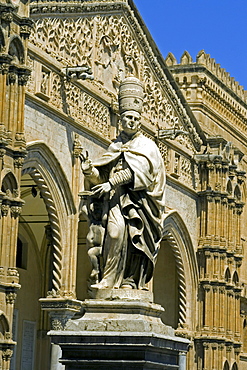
top-left (170, 64), bottom-right (247, 118)
top-left (188, 102), bottom-right (247, 150)
top-left (30, 1), bottom-right (127, 16)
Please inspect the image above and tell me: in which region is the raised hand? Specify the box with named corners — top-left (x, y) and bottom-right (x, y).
top-left (79, 151), bottom-right (93, 175)
top-left (91, 182), bottom-right (112, 198)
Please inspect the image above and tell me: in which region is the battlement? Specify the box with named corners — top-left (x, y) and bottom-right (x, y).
top-left (166, 50), bottom-right (247, 104)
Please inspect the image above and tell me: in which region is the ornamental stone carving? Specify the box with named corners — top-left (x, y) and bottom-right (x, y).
top-left (29, 11), bottom-right (201, 151)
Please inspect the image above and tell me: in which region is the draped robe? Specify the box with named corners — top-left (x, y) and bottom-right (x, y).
top-left (91, 131), bottom-right (166, 288)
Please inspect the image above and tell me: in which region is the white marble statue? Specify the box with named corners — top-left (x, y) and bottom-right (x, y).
top-left (80, 77), bottom-right (166, 290)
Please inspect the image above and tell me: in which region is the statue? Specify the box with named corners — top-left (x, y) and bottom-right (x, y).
top-left (80, 77), bottom-right (166, 290)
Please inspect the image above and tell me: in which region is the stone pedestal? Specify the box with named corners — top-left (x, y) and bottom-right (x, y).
top-left (49, 290), bottom-right (190, 369)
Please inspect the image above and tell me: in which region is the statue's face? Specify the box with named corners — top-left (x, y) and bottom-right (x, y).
top-left (121, 111), bottom-right (141, 136)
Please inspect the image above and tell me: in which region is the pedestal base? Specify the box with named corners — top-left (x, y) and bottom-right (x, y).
top-left (49, 290), bottom-right (190, 369)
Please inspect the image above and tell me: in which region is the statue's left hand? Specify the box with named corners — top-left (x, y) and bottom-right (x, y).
top-left (92, 182), bottom-right (112, 198)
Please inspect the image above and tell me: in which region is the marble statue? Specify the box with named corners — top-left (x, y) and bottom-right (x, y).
top-left (80, 77), bottom-right (166, 290)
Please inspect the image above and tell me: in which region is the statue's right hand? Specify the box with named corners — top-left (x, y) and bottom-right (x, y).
top-left (79, 151), bottom-right (93, 175)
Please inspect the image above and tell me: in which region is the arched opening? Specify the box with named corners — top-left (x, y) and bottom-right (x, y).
top-left (16, 143), bottom-right (76, 369)
top-left (10, 173), bottom-right (51, 370)
top-left (234, 185), bottom-right (241, 201)
top-left (153, 239), bottom-right (179, 328)
top-left (226, 179), bottom-right (232, 195)
top-left (223, 360), bottom-right (230, 370)
top-left (225, 267), bottom-right (231, 283)
top-left (1, 171), bottom-right (18, 197)
top-left (231, 362), bottom-right (238, 370)
top-left (8, 36), bottom-right (24, 64)
top-left (152, 211), bottom-right (198, 331)
top-left (0, 312), bottom-right (9, 340)
top-left (232, 271), bottom-right (239, 286)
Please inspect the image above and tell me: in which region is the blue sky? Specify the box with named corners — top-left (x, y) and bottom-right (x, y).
top-left (134, 0), bottom-right (247, 90)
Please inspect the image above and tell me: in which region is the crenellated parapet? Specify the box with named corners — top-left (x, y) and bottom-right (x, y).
top-left (166, 50), bottom-right (247, 148)
top-left (166, 50), bottom-right (247, 103)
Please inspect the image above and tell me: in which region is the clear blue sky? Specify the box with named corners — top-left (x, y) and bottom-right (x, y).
top-left (134, 0), bottom-right (247, 90)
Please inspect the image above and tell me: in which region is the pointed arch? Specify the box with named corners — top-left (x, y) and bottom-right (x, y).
top-left (0, 311), bottom-right (10, 340)
top-left (223, 360), bottom-right (230, 370)
top-left (231, 362), bottom-right (238, 370)
top-left (1, 170), bottom-right (18, 196)
top-left (234, 184), bottom-right (241, 201)
top-left (22, 142), bottom-right (76, 294)
top-left (227, 179), bottom-right (232, 195)
top-left (24, 141), bottom-right (76, 216)
top-left (232, 271), bottom-right (239, 285)
top-left (225, 267), bottom-right (231, 282)
top-left (8, 35), bottom-right (25, 64)
top-left (161, 210), bottom-right (199, 330)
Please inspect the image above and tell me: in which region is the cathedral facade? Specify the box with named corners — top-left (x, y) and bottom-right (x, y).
top-left (0, 0), bottom-right (247, 369)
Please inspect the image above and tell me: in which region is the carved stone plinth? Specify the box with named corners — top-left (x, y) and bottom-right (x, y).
top-left (49, 290), bottom-right (190, 369)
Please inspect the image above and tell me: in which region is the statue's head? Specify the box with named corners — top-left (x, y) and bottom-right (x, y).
top-left (120, 110), bottom-right (141, 136)
top-left (119, 76), bottom-right (143, 136)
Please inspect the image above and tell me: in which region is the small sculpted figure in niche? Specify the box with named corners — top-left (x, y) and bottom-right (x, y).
top-left (80, 77), bottom-right (166, 290)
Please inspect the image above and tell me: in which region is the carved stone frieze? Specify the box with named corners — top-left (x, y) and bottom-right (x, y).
top-left (30, 17), bottom-right (94, 68)
top-left (156, 141), bottom-right (169, 171)
top-left (28, 10), bottom-right (202, 150)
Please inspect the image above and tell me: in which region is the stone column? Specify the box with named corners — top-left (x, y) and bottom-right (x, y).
top-left (179, 351), bottom-right (187, 370)
top-left (60, 133), bottom-right (82, 298)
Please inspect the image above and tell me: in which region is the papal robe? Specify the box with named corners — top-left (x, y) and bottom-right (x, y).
top-left (91, 131), bottom-right (166, 288)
